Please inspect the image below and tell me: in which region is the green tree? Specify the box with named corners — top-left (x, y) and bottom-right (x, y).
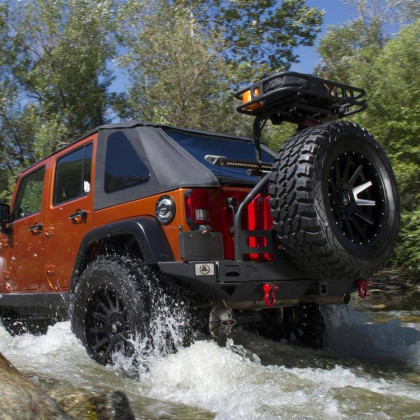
top-left (354, 21), bottom-right (420, 271)
top-left (116, 1), bottom-right (244, 133)
top-left (117, 0), bottom-right (323, 134)
top-left (0, 0), bottom-right (118, 200)
top-left (9, 0), bottom-right (117, 138)
top-left (183, 0), bottom-right (324, 75)
top-left (317, 0), bottom-right (419, 83)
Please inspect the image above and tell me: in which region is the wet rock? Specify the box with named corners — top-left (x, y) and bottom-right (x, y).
top-left (370, 304), bottom-right (387, 310)
top-left (51, 389), bottom-right (135, 420)
top-left (0, 351), bottom-right (134, 419)
top-left (0, 352), bottom-right (70, 419)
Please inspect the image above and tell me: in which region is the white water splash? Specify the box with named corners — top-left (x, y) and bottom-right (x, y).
top-left (141, 338), bottom-right (420, 419)
top-left (0, 305), bottom-right (418, 419)
top-left (323, 305), bottom-right (420, 365)
top-left (110, 275), bottom-right (194, 375)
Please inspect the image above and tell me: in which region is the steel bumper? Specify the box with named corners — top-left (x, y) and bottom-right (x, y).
top-left (158, 260), bottom-right (356, 303)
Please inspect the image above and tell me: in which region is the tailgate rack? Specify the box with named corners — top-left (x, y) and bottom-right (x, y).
top-left (235, 72), bottom-right (367, 125)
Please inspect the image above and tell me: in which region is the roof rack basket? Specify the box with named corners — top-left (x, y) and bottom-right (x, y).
top-left (236, 71), bottom-right (367, 126)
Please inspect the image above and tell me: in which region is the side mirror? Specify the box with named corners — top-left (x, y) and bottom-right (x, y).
top-left (0, 203), bottom-right (10, 234)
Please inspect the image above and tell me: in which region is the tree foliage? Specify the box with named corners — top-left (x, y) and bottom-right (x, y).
top-left (181, 0), bottom-right (324, 73)
top-left (116, 0), bottom-right (244, 133)
top-left (317, 0), bottom-right (419, 82)
top-left (116, 0), bottom-right (323, 133)
top-left (0, 0), bottom-right (117, 199)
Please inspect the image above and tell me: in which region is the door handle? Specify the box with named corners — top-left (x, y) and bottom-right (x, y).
top-left (69, 210), bottom-right (87, 224)
top-left (28, 223), bottom-right (43, 235)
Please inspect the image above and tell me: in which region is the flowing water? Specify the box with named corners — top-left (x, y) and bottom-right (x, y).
top-left (0, 298), bottom-right (419, 419)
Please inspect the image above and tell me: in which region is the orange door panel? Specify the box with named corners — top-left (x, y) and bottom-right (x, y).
top-left (6, 165), bottom-right (48, 291)
top-left (7, 213), bottom-right (46, 291)
top-left (44, 137), bottom-right (96, 291)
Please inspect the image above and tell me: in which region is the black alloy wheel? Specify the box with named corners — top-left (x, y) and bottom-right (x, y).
top-left (328, 151), bottom-right (385, 246)
top-left (72, 258), bottom-right (149, 365)
top-left (85, 287), bottom-right (132, 365)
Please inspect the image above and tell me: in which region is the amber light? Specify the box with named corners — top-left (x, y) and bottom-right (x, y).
top-left (242, 89), bottom-right (262, 111)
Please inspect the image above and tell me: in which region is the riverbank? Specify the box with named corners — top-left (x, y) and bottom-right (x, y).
top-left (352, 268), bottom-right (419, 318)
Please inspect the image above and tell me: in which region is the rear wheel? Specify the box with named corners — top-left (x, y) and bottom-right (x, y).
top-left (71, 258), bottom-right (150, 365)
top-left (268, 121), bottom-right (399, 279)
top-left (283, 304), bottom-right (325, 349)
top-left (243, 305), bottom-right (325, 349)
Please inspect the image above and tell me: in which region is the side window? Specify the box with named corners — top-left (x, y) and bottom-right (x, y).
top-left (13, 166), bottom-right (45, 220)
top-left (54, 144), bottom-right (93, 205)
top-left (105, 131), bottom-right (150, 193)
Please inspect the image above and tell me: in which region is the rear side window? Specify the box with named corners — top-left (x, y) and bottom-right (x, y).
top-left (54, 144), bottom-right (93, 205)
top-left (165, 130), bottom-right (274, 184)
top-left (105, 131), bottom-right (150, 193)
top-left (13, 166), bottom-right (45, 220)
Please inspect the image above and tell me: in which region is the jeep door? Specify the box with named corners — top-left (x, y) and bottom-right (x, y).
top-left (44, 136), bottom-right (96, 290)
top-left (6, 163), bottom-right (49, 291)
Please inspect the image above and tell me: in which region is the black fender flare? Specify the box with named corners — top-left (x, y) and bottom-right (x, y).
top-left (70, 216), bottom-right (174, 293)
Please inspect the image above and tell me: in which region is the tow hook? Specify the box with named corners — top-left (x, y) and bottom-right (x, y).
top-left (356, 279), bottom-right (369, 299)
top-left (263, 283), bottom-right (279, 307)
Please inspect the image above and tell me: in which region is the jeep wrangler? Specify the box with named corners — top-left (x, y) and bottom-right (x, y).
top-left (0, 72), bottom-right (399, 365)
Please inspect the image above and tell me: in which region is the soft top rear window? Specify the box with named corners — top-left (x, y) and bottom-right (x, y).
top-left (165, 130), bottom-right (274, 184)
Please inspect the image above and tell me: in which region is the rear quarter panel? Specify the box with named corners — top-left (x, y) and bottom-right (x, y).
top-left (94, 189), bottom-right (189, 261)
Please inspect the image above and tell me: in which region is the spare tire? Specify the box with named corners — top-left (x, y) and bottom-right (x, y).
top-left (268, 121), bottom-right (399, 279)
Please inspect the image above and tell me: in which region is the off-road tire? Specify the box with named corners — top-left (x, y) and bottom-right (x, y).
top-left (71, 257), bottom-right (151, 365)
top-left (283, 304), bottom-right (325, 349)
top-left (268, 121), bottom-right (399, 279)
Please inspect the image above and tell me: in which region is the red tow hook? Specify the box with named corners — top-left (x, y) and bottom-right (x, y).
top-left (357, 279), bottom-right (369, 299)
top-left (263, 283), bottom-right (279, 307)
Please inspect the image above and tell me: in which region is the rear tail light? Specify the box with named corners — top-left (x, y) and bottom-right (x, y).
top-left (248, 194), bottom-right (273, 262)
top-left (184, 189), bottom-right (210, 224)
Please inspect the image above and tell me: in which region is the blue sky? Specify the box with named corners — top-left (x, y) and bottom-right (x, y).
top-left (111, 1), bottom-right (355, 92)
top-left (291, 0), bottom-right (355, 73)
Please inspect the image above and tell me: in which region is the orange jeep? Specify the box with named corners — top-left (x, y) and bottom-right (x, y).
top-left (0, 72), bottom-right (399, 365)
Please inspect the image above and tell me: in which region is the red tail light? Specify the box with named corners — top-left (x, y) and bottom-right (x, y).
top-left (248, 194), bottom-right (273, 261)
top-left (184, 189), bottom-right (211, 224)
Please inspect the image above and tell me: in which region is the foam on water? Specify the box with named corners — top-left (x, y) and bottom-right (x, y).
top-left (0, 305), bottom-right (418, 419)
top-left (140, 337), bottom-right (420, 419)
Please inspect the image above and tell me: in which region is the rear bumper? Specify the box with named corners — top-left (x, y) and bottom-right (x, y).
top-left (158, 260), bottom-right (356, 305)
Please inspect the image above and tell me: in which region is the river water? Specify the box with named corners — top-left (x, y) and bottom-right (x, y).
top-left (0, 297), bottom-right (419, 419)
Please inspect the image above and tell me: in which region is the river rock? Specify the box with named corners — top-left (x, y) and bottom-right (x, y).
top-left (0, 351), bottom-right (134, 419)
top-left (0, 352), bottom-right (70, 419)
top-left (50, 389), bottom-right (135, 420)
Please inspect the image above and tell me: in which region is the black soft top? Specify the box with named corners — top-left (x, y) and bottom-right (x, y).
top-left (93, 123), bottom-right (273, 210)
top-left (22, 121), bottom-right (256, 174)
top-left (20, 121), bottom-right (273, 211)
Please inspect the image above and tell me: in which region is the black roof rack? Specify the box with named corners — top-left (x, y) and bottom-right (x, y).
top-left (236, 71), bottom-right (367, 125)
